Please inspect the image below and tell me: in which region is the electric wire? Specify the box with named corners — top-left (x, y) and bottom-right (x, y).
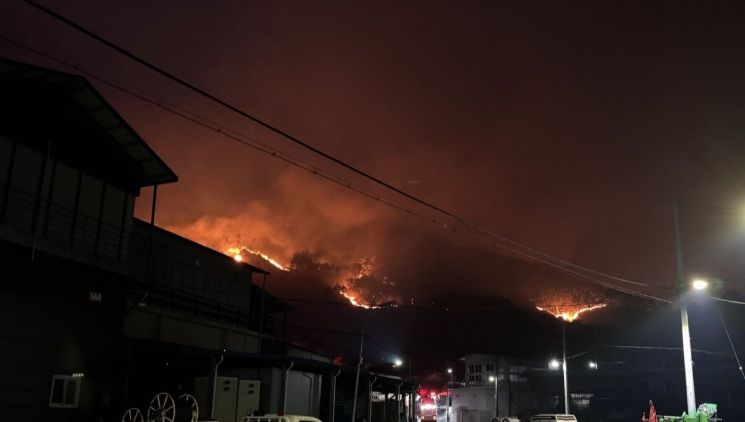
top-left (566, 344), bottom-right (728, 360)
top-left (715, 304), bottom-right (745, 381)
top-left (14, 1), bottom-right (670, 296)
top-left (0, 33), bottom-right (674, 305)
top-left (711, 296), bottom-right (745, 306)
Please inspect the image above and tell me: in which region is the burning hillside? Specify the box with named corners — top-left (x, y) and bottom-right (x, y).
top-left (536, 303), bottom-right (607, 322)
top-left (534, 289), bottom-right (609, 322)
top-left (225, 245), bottom-right (400, 309)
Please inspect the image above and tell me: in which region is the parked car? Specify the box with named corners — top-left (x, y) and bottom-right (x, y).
top-left (529, 415), bottom-right (577, 422)
top-left (245, 415), bottom-right (323, 422)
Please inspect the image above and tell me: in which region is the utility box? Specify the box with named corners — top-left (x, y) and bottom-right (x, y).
top-left (214, 377), bottom-right (239, 422)
top-left (194, 376), bottom-right (240, 422)
top-left (236, 380), bottom-right (261, 420)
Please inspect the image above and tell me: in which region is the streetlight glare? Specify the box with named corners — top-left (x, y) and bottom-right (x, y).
top-left (394, 358), bottom-right (403, 367)
top-left (691, 278), bottom-right (709, 291)
top-left (549, 359), bottom-right (561, 370)
top-left (447, 368), bottom-right (453, 374)
top-left (488, 375), bottom-right (495, 382)
top-left (588, 361), bottom-right (598, 370)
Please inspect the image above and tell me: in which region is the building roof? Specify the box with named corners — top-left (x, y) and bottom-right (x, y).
top-left (0, 58), bottom-right (177, 187)
top-left (134, 218), bottom-right (270, 275)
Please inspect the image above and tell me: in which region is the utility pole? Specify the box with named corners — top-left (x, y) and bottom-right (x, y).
top-left (493, 376), bottom-right (498, 418)
top-left (352, 332), bottom-right (364, 422)
top-left (446, 368), bottom-right (452, 422)
top-left (561, 322), bottom-right (569, 414)
top-left (673, 205), bottom-right (697, 414)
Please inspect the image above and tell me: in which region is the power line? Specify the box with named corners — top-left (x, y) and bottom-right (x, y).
top-left (281, 321), bottom-right (361, 337)
top-left (567, 344), bottom-right (728, 360)
top-left (16, 1), bottom-right (671, 299)
top-left (1, 33), bottom-right (674, 306)
top-left (711, 296), bottom-right (745, 306)
top-left (715, 304), bottom-right (745, 381)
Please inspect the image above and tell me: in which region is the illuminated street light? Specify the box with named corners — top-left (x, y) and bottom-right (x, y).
top-left (488, 374), bottom-right (498, 417)
top-left (691, 278), bottom-right (709, 291)
top-left (394, 358), bottom-right (403, 367)
top-left (548, 359), bottom-right (561, 370)
top-left (588, 361), bottom-right (598, 370)
top-left (447, 368), bottom-right (452, 374)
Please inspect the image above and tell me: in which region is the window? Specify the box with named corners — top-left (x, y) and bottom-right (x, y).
top-left (486, 363), bottom-right (494, 372)
top-left (49, 375), bottom-right (81, 408)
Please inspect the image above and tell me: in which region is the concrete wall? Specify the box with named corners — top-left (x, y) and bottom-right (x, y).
top-left (124, 307), bottom-right (260, 353)
top-left (0, 241), bottom-right (128, 422)
top-left (450, 385), bottom-right (526, 422)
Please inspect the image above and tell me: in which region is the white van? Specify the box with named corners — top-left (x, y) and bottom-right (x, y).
top-left (244, 415), bottom-right (323, 422)
top-left (530, 415), bottom-right (577, 422)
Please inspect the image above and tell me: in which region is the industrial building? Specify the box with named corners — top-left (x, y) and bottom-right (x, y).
top-left (0, 58), bottom-right (416, 422)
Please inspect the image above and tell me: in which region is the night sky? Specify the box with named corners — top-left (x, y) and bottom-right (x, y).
top-left (3, 1), bottom-right (745, 379)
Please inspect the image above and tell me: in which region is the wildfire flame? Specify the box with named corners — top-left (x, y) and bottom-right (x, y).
top-left (336, 258), bottom-right (399, 309)
top-left (226, 246), bottom-right (290, 272)
top-left (536, 303), bottom-right (607, 322)
top-left (339, 290), bottom-right (377, 309)
top-left (226, 246), bottom-right (398, 309)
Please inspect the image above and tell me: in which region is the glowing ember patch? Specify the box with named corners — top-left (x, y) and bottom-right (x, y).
top-left (536, 303), bottom-right (607, 322)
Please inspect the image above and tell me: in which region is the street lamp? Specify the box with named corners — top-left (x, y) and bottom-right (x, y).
top-left (394, 358), bottom-right (403, 367)
top-left (588, 361), bottom-right (598, 370)
top-left (673, 205), bottom-right (703, 414)
top-left (548, 355), bottom-right (568, 414)
top-left (691, 278), bottom-right (709, 291)
top-left (446, 369), bottom-right (453, 422)
top-left (488, 375), bottom-right (498, 418)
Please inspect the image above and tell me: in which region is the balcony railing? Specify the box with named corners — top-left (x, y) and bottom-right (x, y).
top-left (0, 180), bottom-right (277, 336)
top-left (0, 182), bottom-right (129, 262)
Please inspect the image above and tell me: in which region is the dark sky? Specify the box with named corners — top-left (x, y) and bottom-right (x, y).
top-left (3, 0), bottom-right (745, 376)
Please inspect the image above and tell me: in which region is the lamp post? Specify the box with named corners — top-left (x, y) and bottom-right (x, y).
top-left (488, 375), bottom-right (498, 418)
top-left (561, 322), bottom-right (569, 414)
top-left (446, 368), bottom-right (453, 422)
top-left (673, 205), bottom-right (697, 414)
top-left (548, 354), bottom-right (568, 414)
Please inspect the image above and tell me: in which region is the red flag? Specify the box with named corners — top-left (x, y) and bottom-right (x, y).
top-left (649, 400), bottom-right (658, 422)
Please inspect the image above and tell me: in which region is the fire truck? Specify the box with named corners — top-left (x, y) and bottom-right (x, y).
top-left (419, 397), bottom-right (437, 421)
